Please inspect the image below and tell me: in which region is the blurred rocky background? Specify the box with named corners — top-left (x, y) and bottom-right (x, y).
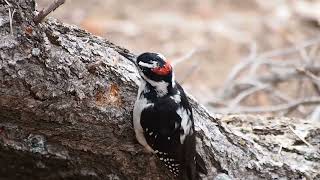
top-left (36, 0), bottom-right (320, 120)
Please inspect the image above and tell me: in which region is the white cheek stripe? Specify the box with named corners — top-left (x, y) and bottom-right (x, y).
top-left (133, 83), bottom-right (155, 153)
top-left (138, 61), bottom-right (157, 68)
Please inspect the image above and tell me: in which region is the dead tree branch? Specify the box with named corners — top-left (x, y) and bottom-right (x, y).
top-left (234, 96), bottom-right (320, 113)
top-left (34, 0), bottom-right (65, 24)
top-left (172, 48), bottom-right (197, 66)
top-left (212, 37), bottom-right (320, 118)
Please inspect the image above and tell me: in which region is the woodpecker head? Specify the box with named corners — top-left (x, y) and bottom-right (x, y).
top-left (136, 52), bottom-right (173, 83)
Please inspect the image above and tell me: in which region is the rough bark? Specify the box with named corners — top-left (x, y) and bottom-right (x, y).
top-left (0, 0), bottom-right (319, 179)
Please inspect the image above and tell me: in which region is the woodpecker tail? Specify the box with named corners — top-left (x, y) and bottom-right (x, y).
top-left (196, 152), bottom-right (208, 175)
top-left (179, 133), bottom-right (208, 180)
top-left (179, 152), bottom-right (207, 180)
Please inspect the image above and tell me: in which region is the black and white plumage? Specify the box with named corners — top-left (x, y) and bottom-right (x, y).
top-left (133, 52), bottom-right (207, 179)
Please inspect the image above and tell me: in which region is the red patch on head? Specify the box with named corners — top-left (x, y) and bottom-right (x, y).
top-left (151, 62), bottom-right (172, 75)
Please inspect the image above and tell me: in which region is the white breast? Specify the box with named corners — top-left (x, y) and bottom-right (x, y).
top-left (133, 80), bottom-right (154, 152)
top-left (133, 96), bottom-right (152, 131)
top-left (133, 81), bottom-right (148, 132)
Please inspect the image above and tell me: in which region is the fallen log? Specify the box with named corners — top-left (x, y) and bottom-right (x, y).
top-left (0, 0), bottom-right (319, 179)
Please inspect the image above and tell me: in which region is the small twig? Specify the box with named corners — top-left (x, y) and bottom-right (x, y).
top-left (288, 126), bottom-right (313, 147)
top-left (256, 65), bottom-right (320, 85)
top-left (218, 37), bottom-right (320, 98)
top-left (172, 48), bottom-right (197, 67)
top-left (212, 37), bottom-right (320, 118)
top-left (218, 42), bottom-right (257, 98)
top-left (296, 67), bottom-right (320, 83)
top-left (5, 0), bottom-right (15, 35)
top-left (227, 84), bottom-right (269, 111)
top-left (221, 65), bottom-right (320, 98)
top-left (297, 67), bottom-right (320, 95)
top-left (212, 96), bottom-right (320, 114)
top-left (34, 0), bottom-right (66, 24)
top-left (8, 8), bottom-right (12, 35)
top-left (237, 96), bottom-right (320, 113)
top-left (224, 85), bottom-right (300, 114)
top-left (10, 9), bottom-right (15, 35)
top-left (258, 36), bottom-right (320, 59)
top-left (270, 88), bottom-right (302, 115)
top-left (258, 59), bottom-right (300, 68)
top-left (4, 0), bottom-right (11, 6)
top-left (268, 89), bottom-right (293, 102)
top-left (180, 62), bottom-right (201, 84)
top-left (277, 145), bottom-right (282, 155)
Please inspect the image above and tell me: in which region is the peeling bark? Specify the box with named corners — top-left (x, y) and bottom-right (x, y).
top-left (0, 0), bottom-right (319, 180)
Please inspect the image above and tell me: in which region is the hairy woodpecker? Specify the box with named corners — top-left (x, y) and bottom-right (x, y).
top-left (133, 52), bottom-right (207, 179)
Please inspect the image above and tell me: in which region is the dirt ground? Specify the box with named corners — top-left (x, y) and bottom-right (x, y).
top-left (36, 0), bottom-right (320, 106)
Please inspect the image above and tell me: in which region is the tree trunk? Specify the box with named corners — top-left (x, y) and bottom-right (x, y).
top-left (0, 0), bottom-right (319, 179)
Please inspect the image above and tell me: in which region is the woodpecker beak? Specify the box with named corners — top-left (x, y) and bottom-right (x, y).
top-left (118, 51), bottom-right (138, 66)
top-left (151, 61), bottom-right (172, 75)
top-left (129, 57), bottom-right (138, 67)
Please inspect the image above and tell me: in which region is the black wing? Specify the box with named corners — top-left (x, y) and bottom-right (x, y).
top-left (141, 83), bottom-right (206, 179)
top-left (140, 96), bottom-right (183, 176)
top-left (177, 83), bottom-right (208, 179)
